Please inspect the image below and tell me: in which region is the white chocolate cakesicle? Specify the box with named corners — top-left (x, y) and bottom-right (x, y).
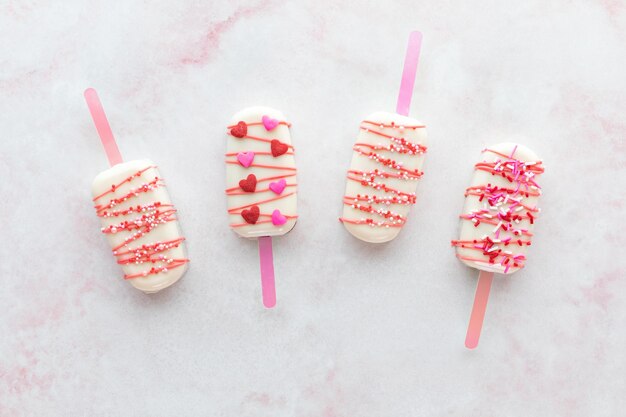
top-left (340, 111), bottom-right (428, 243)
top-left (92, 159), bottom-right (189, 293)
top-left (225, 106), bottom-right (298, 238)
top-left (451, 143), bottom-right (544, 274)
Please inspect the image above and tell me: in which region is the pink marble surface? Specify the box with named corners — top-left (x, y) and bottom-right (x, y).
top-left (1, 1), bottom-right (625, 416)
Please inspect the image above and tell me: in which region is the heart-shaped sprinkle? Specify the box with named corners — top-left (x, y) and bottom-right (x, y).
top-left (241, 205), bottom-right (260, 224)
top-left (271, 139), bottom-right (288, 157)
top-left (239, 174), bottom-right (257, 192)
top-left (271, 209), bottom-right (287, 226)
top-left (269, 179), bottom-right (286, 194)
top-left (262, 115), bottom-right (279, 131)
top-left (230, 121), bottom-right (247, 138)
top-left (237, 152), bottom-right (255, 168)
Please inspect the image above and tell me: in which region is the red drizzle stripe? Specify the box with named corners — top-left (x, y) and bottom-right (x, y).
top-left (226, 161), bottom-right (297, 171)
top-left (227, 121), bottom-right (291, 129)
top-left (227, 192), bottom-right (296, 213)
top-left (227, 133), bottom-right (295, 150)
top-left (225, 151), bottom-right (294, 157)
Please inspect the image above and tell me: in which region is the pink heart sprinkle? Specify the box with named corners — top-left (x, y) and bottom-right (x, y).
top-left (271, 209), bottom-right (287, 226)
top-left (262, 115), bottom-right (279, 131)
top-left (269, 179), bottom-right (286, 194)
top-left (237, 152), bottom-right (255, 168)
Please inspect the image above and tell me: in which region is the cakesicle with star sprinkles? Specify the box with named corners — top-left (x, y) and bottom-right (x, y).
top-left (452, 142), bottom-right (544, 349)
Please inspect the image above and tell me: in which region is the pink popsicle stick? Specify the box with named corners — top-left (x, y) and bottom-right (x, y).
top-left (396, 31), bottom-right (423, 117)
top-left (84, 88), bottom-right (123, 167)
top-left (465, 271), bottom-right (494, 349)
top-left (258, 236), bottom-right (276, 308)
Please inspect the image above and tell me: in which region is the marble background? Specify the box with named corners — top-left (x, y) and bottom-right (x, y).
top-left (1, 0), bottom-right (625, 416)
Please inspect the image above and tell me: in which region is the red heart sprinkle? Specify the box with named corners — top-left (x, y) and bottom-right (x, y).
top-left (239, 174), bottom-right (257, 192)
top-left (271, 139), bottom-right (289, 157)
top-left (241, 205), bottom-right (260, 224)
top-left (230, 121), bottom-right (247, 138)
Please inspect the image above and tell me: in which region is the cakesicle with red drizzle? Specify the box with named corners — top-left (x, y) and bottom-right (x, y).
top-left (225, 106), bottom-right (298, 307)
top-left (340, 31), bottom-right (427, 243)
top-left (451, 142), bottom-right (544, 348)
top-left (340, 113), bottom-right (427, 242)
top-left (85, 88), bottom-right (188, 294)
top-left (226, 106), bottom-right (297, 236)
top-left (92, 161), bottom-right (189, 293)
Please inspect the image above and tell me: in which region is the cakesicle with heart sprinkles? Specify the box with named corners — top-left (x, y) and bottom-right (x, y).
top-left (225, 106), bottom-right (298, 307)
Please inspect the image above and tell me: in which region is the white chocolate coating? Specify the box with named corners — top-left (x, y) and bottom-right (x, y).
top-left (341, 111), bottom-right (428, 243)
top-left (92, 159), bottom-right (188, 293)
top-left (454, 143), bottom-right (543, 275)
top-left (225, 106), bottom-right (298, 238)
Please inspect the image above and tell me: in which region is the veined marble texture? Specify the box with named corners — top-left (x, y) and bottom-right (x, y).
top-left (0, 1), bottom-right (625, 416)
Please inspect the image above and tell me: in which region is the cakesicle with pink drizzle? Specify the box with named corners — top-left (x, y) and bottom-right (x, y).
top-left (340, 31), bottom-right (428, 243)
top-left (85, 89), bottom-right (189, 293)
top-left (451, 143), bottom-right (544, 348)
top-left (225, 106), bottom-right (298, 307)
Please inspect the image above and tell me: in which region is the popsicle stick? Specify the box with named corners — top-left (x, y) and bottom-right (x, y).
top-left (258, 236), bottom-right (276, 308)
top-left (84, 88), bottom-right (123, 167)
top-left (396, 31), bottom-right (423, 117)
top-left (465, 271), bottom-right (494, 349)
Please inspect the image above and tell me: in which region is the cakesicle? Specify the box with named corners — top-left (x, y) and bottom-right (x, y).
top-left (85, 88), bottom-right (188, 294)
top-left (340, 112), bottom-right (427, 242)
top-left (92, 160), bottom-right (188, 293)
top-left (339, 31), bottom-right (427, 243)
top-left (451, 143), bottom-right (544, 274)
top-left (225, 106), bottom-right (298, 307)
top-left (451, 142), bottom-right (544, 348)
top-left (226, 107), bottom-right (298, 237)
